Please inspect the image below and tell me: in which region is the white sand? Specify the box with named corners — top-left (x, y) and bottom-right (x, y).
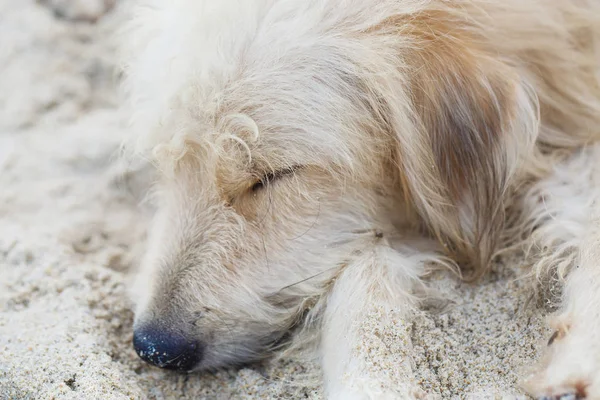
top-left (0, 2), bottom-right (552, 399)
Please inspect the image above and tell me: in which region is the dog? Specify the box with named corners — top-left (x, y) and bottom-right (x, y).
top-left (118, 0), bottom-right (600, 398)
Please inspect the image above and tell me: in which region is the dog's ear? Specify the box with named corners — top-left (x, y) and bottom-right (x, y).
top-left (379, 12), bottom-right (539, 275)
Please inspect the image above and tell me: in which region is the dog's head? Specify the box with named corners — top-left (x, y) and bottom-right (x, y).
top-left (121, 1), bottom-right (537, 371)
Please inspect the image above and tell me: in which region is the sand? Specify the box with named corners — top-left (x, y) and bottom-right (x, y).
top-left (0, 1), bottom-right (553, 399)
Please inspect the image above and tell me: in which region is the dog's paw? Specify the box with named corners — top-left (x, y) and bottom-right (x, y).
top-left (524, 316), bottom-right (600, 400)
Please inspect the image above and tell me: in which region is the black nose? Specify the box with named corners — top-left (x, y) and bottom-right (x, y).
top-left (133, 326), bottom-right (202, 371)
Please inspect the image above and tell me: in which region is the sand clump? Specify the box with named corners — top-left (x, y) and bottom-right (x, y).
top-left (0, 1), bottom-right (552, 399)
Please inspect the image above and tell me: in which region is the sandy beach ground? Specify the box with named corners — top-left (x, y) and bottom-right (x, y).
top-left (0, 1), bottom-right (554, 399)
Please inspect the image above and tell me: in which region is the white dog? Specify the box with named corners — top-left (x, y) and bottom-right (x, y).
top-left (119, 0), bottom-right (600, 398)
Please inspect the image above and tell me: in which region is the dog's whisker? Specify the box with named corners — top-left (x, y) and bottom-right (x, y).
top-left (286, 199), bottom-right (321, 241)
top-left (350, 228), bottom-right (379, 235)
top-left (271, 267), bottom-right (339, 296)
top-left (325, 228), bottom-right (397, 248)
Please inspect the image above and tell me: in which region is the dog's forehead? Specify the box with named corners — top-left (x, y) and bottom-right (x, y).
top-left (126, 0), bottom-right (391, 176)
top-left (180, 72), bottom-right (369, 178)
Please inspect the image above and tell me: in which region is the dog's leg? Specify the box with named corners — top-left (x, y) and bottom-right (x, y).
top-left (320, 244), bottom-right (430, 400)
top-left (522, 146), bottom-right (600, 399)
top-left (525, 216), bottom-right (600, 399)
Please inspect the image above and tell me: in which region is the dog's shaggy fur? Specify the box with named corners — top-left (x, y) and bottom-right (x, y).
top-left (119, 0), bottom-right (600, 398)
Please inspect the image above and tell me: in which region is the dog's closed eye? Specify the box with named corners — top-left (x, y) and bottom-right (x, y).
top-left (250, 166), bottom-right (300, 192)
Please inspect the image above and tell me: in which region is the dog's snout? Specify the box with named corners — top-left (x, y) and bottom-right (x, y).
top-left (133, 325), bottom-right (202, 371)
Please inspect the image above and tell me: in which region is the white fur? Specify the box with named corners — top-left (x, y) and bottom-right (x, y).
top-left (522, 146), bottom-right (600, 398)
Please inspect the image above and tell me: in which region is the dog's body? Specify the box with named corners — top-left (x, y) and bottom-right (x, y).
top-left (120, 0), bottom-right (600, 398)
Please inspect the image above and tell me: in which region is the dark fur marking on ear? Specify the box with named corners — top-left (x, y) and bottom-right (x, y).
top-left (369, 9), bottom-right (535, 277)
